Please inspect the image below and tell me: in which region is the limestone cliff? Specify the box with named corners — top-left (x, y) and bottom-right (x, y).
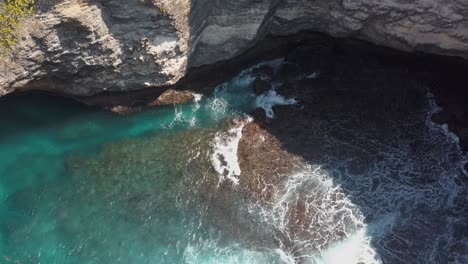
top-left (1, 0), bottom-right (467, 96)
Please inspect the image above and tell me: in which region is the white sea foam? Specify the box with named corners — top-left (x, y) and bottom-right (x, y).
top-left (193, 93), bottom-right (203, 103)
top-left (192, 93), bottom-right (203, 111)
top-left (183, 239), bottom-right (275, 264)
top-left (311, 228), bottom-right (380, 264)
top-left (274, 249), bottom-right (295, 264)
top-left (206, 97), bottom-right (229, 121)
top-left (311, 214), bottom-right (396, 264)
top-left (210, 117), bottom-right (252, 185)
top-left (189, 117), bottom-right (197, 127)
top-left (165, 106), bottom-right (185, 129)
top-left (426, 92), bottom-right (461, 145)
top-left (255, 90), bottom-right (297, 118)
top-left (247, 165), bottom-right (383, 263)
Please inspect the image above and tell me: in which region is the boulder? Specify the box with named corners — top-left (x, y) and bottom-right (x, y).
top-left (110, 105), bottom-right (140, 115)
top-left (149, 89), bottom-right (194, 106)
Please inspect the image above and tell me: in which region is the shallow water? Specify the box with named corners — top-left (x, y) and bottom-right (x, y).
top-left (0, 61), bottom-right (467, 264)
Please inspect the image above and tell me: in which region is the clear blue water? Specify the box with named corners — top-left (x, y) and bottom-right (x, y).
top-left (0, 73), bottom-right (266, 263)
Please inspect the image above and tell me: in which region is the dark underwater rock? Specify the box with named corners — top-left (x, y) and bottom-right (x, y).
top-left (253, 78), bottom-right (271, 95)
top-left (252, 65), bottom-right (274, 79)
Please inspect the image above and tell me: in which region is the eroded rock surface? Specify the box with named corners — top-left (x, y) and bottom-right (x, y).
top-left (1, 0), bottom-right (468, 96)
top-left (149, 89), bottom-right (194, 106)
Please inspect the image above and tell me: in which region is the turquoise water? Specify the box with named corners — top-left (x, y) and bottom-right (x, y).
top-left (0, 74), bottom-right (267, 263)
top-left (1, 61), bottom-right (467, 264)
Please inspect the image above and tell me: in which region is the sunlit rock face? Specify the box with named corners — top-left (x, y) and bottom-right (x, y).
top-left (0, 0), bottom-right (189, 96)
top-left (1, 0), bottom-right (468, 96)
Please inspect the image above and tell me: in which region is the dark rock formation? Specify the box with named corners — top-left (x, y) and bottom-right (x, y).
top-left (148, 89), bottom-right (194, 106)
top-left (253, 78), bottom-right (271, 95)
top-left (110, 105), bottom-right (141, 115)
top-left (252, 65), bottom-right (274, 79)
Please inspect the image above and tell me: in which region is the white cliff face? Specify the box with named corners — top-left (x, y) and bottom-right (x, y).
top-left (0, 0), bottom-right (189, 96)
top-left (1, 0), bottom-right (468, 96)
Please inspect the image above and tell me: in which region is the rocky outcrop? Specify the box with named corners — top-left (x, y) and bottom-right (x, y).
top-left (1, 0), bottom-right (468, 96)
top-left (148, 89), bottom-right (194, 106)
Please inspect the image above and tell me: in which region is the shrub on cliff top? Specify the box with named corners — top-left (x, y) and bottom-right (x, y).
top-left (0, 0), bottom-right (35, 54)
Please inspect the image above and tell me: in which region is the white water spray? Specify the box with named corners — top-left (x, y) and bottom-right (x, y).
top-left (255, 90), bottom-right (297, 118)
top-left (210, 117), bottom-right (252, 185)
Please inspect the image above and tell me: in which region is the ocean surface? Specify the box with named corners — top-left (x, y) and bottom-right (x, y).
top-left (0, 61), bottom-right (467, 264)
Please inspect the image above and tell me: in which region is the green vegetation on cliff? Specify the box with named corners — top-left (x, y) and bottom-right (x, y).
top-left (0, 0), bottom-right (35, 53)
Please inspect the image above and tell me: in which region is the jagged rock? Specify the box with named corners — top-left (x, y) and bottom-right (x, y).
top-left (148, 89), bottom-right (193, 106)
top-left (238, 121), bottom-right (303, 198)
top-left (253, 78), bottom-right (271, 95)
top-left (0, 0), bottom-right (188, 96)
top-left (2, 0), bottom-right (468, 96)
top-left (110, 105), bottom-right (140, 115)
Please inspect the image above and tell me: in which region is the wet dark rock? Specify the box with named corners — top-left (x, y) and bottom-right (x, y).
top-left (276, 62), bottom-right (302, 81)
top-left (464, 162), bottom-right (468, 174)
top-left (253, 107), bottom-right (267, 123)
top-left (252, 65), bottom-right (274, 79)
top-left (238, 121), bottom-right (302, 199)
top-left (253, 78), bottom-right (272, 95)
top-left (285, 43), bottom-right (333, 76)
top-left (148, 89), bottom-right (194, 106)
top-left (431, 111), bottom-right (452, 125)
top-left (110, 105), bottom-right (141, 115)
